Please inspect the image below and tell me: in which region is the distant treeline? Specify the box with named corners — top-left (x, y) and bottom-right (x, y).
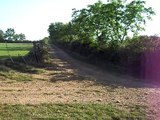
top-left (48, 0), bottom-right (160, 81)
top-left (0, 28), bottom-right (27, 42)
top-left (0, 40), bottom-right (33, 43)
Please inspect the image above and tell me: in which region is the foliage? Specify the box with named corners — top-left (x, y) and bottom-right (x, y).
top-left (48, 22), bottom-right (63, 42)
top-left (48, 0), bottom-right (155, 46)
top-left (0, 28), bottom-right (26, 41)
top-left (4, 28), bottom-right (15, 41)
top-left (40, 37), bottom-right (51, 63)
top-left (0, 30), bottom-right (4, 42)
top-left (71, 0), bottom-right (155, 44)
top-left (14, 33), bottom-right (26, 41)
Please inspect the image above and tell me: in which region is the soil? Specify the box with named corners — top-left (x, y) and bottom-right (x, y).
top-left (0, 45), bottom-right (160, 119)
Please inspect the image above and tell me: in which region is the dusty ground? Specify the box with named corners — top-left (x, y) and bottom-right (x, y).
top-left (0, 45), bottom-right (160, 119)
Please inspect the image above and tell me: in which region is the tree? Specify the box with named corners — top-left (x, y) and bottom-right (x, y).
top-left (48, 0), bottom-right (155, 51)
top-left (18, 33), bottom-right (26, 41)
top-left (4, 28), bottom-right (26, 41)
top-left (0, 30), bottom-right (4, 42)
top-left (5, 28), bottom-right (15, 41)
top-left (48, 22), bottom-right (72, 43)
top-left (72, 0), bottom-right (155, 45)
top-left (108, 0), bottom-right (155, 42)
top-left (72, 6), bottom-right (96, 44)
top-left (14, 33), bottom-right (26, 41)
top-left (48, 22), bottom-right (63, 42)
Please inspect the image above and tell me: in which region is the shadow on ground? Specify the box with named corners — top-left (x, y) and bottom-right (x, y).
top-left (5, 62), bottom-right (42, 74)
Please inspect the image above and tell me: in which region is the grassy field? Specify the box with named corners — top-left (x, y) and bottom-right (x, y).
top-left (0, 43), bottom-right (33, 59)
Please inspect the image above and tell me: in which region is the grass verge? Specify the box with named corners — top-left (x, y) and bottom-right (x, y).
top-left (0, 103), bottom-right (146, 120)
top-left (4, 61), bottom-right (46, 74)
top-left (0, 65), bottom-right (32, 82)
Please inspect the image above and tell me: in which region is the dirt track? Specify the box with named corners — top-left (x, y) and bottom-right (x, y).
top-left (0, 45), bottom-right (160, 119)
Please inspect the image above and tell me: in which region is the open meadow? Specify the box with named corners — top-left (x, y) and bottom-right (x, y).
top-left (0, 43), bottom-right (33, 59)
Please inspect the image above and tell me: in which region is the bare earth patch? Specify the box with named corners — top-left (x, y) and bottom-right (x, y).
top-left (0, 45), bottom-right (160, 119)
top-left (0, 80), bottom-right (145, 106)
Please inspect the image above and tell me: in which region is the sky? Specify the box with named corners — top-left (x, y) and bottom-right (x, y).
top-left (0, 0), bottom-right (160, 40)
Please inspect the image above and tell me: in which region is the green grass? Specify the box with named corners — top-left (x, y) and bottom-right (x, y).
top-left (0, 65), bottom-right (32, 82)
top-left (0, 103), bottom-right (146, 120)
top-left (0, 61), bottom-right (48, 82)
top-left (5, 62), bottom-right (46, 74)
top-left (0, 43), bottom-right (33, 59)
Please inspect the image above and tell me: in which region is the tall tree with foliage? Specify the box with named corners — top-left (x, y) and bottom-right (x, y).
top-left (48, 22), bottom-right (74, 43)
top-left (4, 28), bottom-right (15, 41)
top-left (48, 22), bottom-right (64, 42)
top-left (4, 28), bottom-right (26, 41)
top-left (72, 8), bottom-right (95, 44)
top-left (72, 0), bottom-right (155, 45)
top-left (14, 33), bottom-right (26, 41)
top-left (48, 0), bottom-right (155, 51)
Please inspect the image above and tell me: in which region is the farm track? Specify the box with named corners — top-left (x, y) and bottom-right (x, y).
top-left (0, 45), bottom-right (160, 119)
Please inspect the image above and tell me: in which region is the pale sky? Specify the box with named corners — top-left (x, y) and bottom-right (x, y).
top-left (0, 0), bottom-right (159, 40)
